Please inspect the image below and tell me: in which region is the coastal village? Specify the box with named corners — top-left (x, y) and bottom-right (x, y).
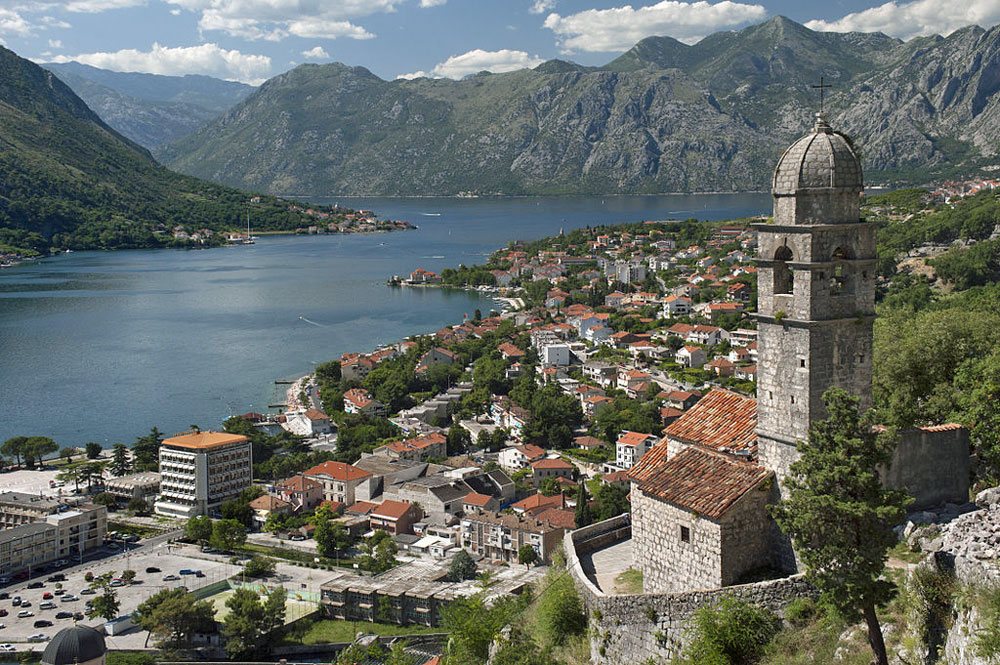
top-left (1, 120), bottom-right (998, 665)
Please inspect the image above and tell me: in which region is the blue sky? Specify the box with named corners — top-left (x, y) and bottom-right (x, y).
top-left (1, 0), bottom-right (999, 84)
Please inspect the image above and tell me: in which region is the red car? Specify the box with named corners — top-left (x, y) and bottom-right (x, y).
top-left (0, 609), bottom-right (7, 617)
top-left (42, 593), bottom-right (53, 600)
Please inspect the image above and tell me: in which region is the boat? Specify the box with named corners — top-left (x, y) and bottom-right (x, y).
top-left (243, 205), bottom-right (256, 244)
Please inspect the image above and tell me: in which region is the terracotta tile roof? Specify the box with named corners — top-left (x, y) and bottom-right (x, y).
top-left (515, 444), bottom-right (547, 460)
top-left (602, 470), bottom-right (630, 484)
top-left (277, 474), bottom-right (322, 491)
top-left (618, 431), bottom-right (657, 448)
top-left (532, 457), bottom-right (574, 470)
top-left (163, 430), bottom-right (247, 450)
top-left (347, 501), bottom-right (377, 515)
top-left (303, 461), bottom-right (372, 482)
top-left (665, 388), bottom-right (756, 453)
top-left (512, 492), bottom-right (564, 514)
top-left (320, 500), bottom-right (345, 513)
top-left (462, 492), bottom-right (494, 507)
top-left (629, 389), bottom-right (757, 484)
top-left (574, 435), bottom-right (607, 448)
top-left (303, 408), bottom-right (330, 421)
top-left (635, 447), bottom-right (771, 520)
top-left (535, 507), bottom-right (577, 530)
top-left (372, 499), bottom-right (416, 520)
top-left (249, 495), bottom-right (290, 511)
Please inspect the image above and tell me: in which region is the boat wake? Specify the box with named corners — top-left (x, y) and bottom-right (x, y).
top-left (421, 212), bottom-right (442, 216)
top-left (422, 255), bottom-right (445, 259)
top-left (298, 316), bottom-right (326, 327)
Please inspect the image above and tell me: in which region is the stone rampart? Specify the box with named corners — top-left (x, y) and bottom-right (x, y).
top-left (565, 516), bottom-right (812, 664)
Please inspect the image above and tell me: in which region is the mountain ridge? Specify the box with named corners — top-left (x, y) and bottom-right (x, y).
top-left (158, 16), bottom-right (1000, 196)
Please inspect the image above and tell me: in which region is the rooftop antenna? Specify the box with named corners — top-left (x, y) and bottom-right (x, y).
top-left (812, 76), bottom-right (832, 114)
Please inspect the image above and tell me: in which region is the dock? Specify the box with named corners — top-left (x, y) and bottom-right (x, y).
top-left (275, 379), bottom-right (294, 384)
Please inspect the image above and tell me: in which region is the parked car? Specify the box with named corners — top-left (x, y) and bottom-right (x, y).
top-left (0, 577), bottom-right (10, 585)
top-left (55, 560), bottom-right (68, 567)
top-left (109, 579), bottom-right (125, 587)
top-left (42, 592), bottom-right (53, 600)
top-left (53, 589), bottom-right (65, 596)
top-left (0, 592), bottom-right (8, 600)
top-left (194, 571), bottom-right (204, 578)
top-left (145, 567), bottom-right (161, 574)
top-left (178, 569), bottom-right (195, 575)
top-left (0, 644), bottom-right (16, 653)
top-left (39, 602), bottom-right (56, 610)
top-left (46, 574), bottom-right (65, 582)
top-left (289, 534), bottom-right (306, 541)
top-left (60, 595), bottom-right (77, 602)
top-left (20, 601), bottom-right (31, 608)
top-left (163, 574), bottom-right (180, 581)
top-left (27, 634), bottom-right (47, 643)
top-left (33, 620), bottom-right (52, 628)
top-left (26, 582), bottom-right (44, 589)
top-left (17, 610), bottom-right (33, 618)
top-left (0, 609), bottom-right (7, 617)
top-left (73, 612), bottom-right (84, 621)
top-left (124, 535), bottom-right (140, 543)
top-left (55, 612), bottom-right (73, 619)
top-left (11, 597), bottom-right (20, 606)
top-left (79, 588), bottom-right (95, 595)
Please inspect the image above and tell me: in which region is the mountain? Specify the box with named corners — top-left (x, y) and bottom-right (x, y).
top-left (159, 16), bottom-right (1000, 196)
top-left (43, 62), bottom-right (253, 148)
top-left (0, 46), bottom-right (332, 253)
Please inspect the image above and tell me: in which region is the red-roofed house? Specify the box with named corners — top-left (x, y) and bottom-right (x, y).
top-left (370, 500), bottom-right (422, 535)
top-left (675, 345), bottom-right (707, 368)
top-left (249, 494), bottom-right (291, 529)
top-left (303, 461), bottom-right (373, 505)
top-left (531, 457), bottom-right (575, 487)
top-left (286, 408), bottom-right (333, 437)
top-left (274, 474), bottom-right (324, 512)
top-left (343, 388), bottom-right (385, 417)
top-left (498, 342), bottom-right (525, 359)
top-left (462, 492), bottom-right (500, 514)
top-left (511, 491), bottom-right (565, 516)
top-left (616, 431), bottom-right (659, 470)
top-left (705, 357), bottom-right (736, 377)
top-left (498, 443), bottom-right (547, 472)
top-left (374, 432), bottom-right (447, 462)
top-left (631, 446), bottom-right (773, 593)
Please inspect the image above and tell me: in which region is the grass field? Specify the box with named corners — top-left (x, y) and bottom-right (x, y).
top-left (206, 589), bottom-right (317, 624)
top-left (284, 619), bottom-right (440, 645)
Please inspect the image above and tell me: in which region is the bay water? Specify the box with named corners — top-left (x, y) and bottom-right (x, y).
top-left (0, 194), bottom-right (769, 446)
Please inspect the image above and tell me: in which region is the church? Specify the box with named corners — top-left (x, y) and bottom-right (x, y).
top-left (628, 112), bottom-right (971, 594)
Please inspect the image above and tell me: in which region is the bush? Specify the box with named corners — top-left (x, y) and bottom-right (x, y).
top-left (535, 570), bottom-right (586, 645)
top-left (676, 596), bottom-right (779, 665)
top-left (783, 597), bottom-right (818, 627)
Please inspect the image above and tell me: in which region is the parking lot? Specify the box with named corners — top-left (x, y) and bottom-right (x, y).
top-left (0, 544), bottom-right (233, 646)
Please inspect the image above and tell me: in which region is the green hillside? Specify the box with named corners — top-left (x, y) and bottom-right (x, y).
top-left (0, 45), bottom-right (341, 255)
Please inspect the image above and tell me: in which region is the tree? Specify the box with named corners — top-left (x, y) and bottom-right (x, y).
top-left (132, 427), bottom-right (163, 472)
top-left (517, 545), bottom-right (538, 569)
top-left (93, 492), bottom-right (117, 507)
top-left (591, 482), bottom-right (630, 522)
top-left (57, 466), bottom-right (82, 494)
top-left (360, 530), bottom-right (398, 573)
top-left (448, 549), bottom-right (478, 582)
top-left (769, 387), bottom-right (911, 665)
top-left (447, 423), bottom-right (472, 456)
top-left (120, 569), bottom-right (136, 584)
top-left (110, 443), bottom-right (131, 477)
top-left (184, 515), bottom-right (213, 544)
top-left (60, 447), bottom-right (75, 463)
top-left (127, 498), bottom-right (149, 515)
top-left (220, 498), bottom-right (253, 528)
top-left (22, 436), bottom-right (58, 467)
top-left (262, 586), bottom-right (287, 639)
top-left (534, 570), bottom-right (586, 645)
top-left (574, 482), bottom-right (593, 528)
top-left (244, 555), bottom-right (276, 578)
top-left (221, 588), bottom-right (265, 659)
top-left (85, 442), bottom-right (102, 459)
top-left (135, 587), bottom-right (216, 647)
top-left (2, 436), bottom-right (26, 467)
top-left (315, 517), bottom-right (352, 559)
top-left (538, 477), bottom-right (561, 497)
top-left (88, 572), bottom-right (120, 620)
top-left (211, 518), bottom-right (247, 551)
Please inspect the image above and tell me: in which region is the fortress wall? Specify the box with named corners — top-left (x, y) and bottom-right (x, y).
top-left (565, 516), bottom-right (812, 664)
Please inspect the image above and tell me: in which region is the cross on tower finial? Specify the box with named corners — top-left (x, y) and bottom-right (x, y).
top-left (812, 76), bottom-right (832, 114)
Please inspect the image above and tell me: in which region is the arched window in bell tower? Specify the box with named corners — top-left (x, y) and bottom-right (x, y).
top-left (773, 245), bottom-right (793, 295)
top-left (831, 247), bottom-right (853, 295)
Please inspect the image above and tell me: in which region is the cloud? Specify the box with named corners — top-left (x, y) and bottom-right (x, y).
top-left (398, 48), bottom-right (545, 80)
top-left (419, 0), bottom-right (447, 6)
top-left (805, 0), bottom-right (1000, 40)
top-left (164, 0), bottom-right (401, 41)
top-left (530, 0), bottom-right (556, 14)
top-left (63, 0), bottom-right (145, 12)
top-left (47, 42), bottom-right (271, 83)
top-left (47, 38), bottom-right (61, 47)
top-left (543, 0), bottom-right (767, 52)
top-left (301, 45), bottom-right (329, 59)
top-left (170, 8), bottom-right (181, 14)
top-left (0, 8), bottom-right (33, 36)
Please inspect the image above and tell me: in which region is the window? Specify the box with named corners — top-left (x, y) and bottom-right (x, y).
top-left (799, 359), bottom-right (806, 368)
top-left (773, 246), bottom-right (793, 295)
top-left (831, 247), bottom-right (852, 295)
top-left (680, 526), bottom-right (690, 543)
top-left (858, 354), bottom-right (865, 364)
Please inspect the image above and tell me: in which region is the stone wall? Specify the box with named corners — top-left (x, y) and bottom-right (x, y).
top-left (566, 516), bottom-right (813, 665)
top-left (882, 426), bottom-right (970, 510)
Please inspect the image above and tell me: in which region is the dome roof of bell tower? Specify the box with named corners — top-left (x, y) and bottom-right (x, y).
top-left (773, 114), bottom-right (862, 194)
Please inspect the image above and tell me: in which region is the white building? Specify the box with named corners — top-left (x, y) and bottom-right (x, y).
top-left (541, 343), bottom-right (570, 366)
top-left (615, 431), bottom-right (658, 470)
top-left (155, 431), bottom-right (253, 518)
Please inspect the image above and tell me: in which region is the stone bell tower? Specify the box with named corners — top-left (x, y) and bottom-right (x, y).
top-left (754, 112), bottom-right (876, 488)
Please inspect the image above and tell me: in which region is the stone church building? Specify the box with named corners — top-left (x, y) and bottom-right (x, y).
top-left (629, 113), bottom-right (971, 594)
